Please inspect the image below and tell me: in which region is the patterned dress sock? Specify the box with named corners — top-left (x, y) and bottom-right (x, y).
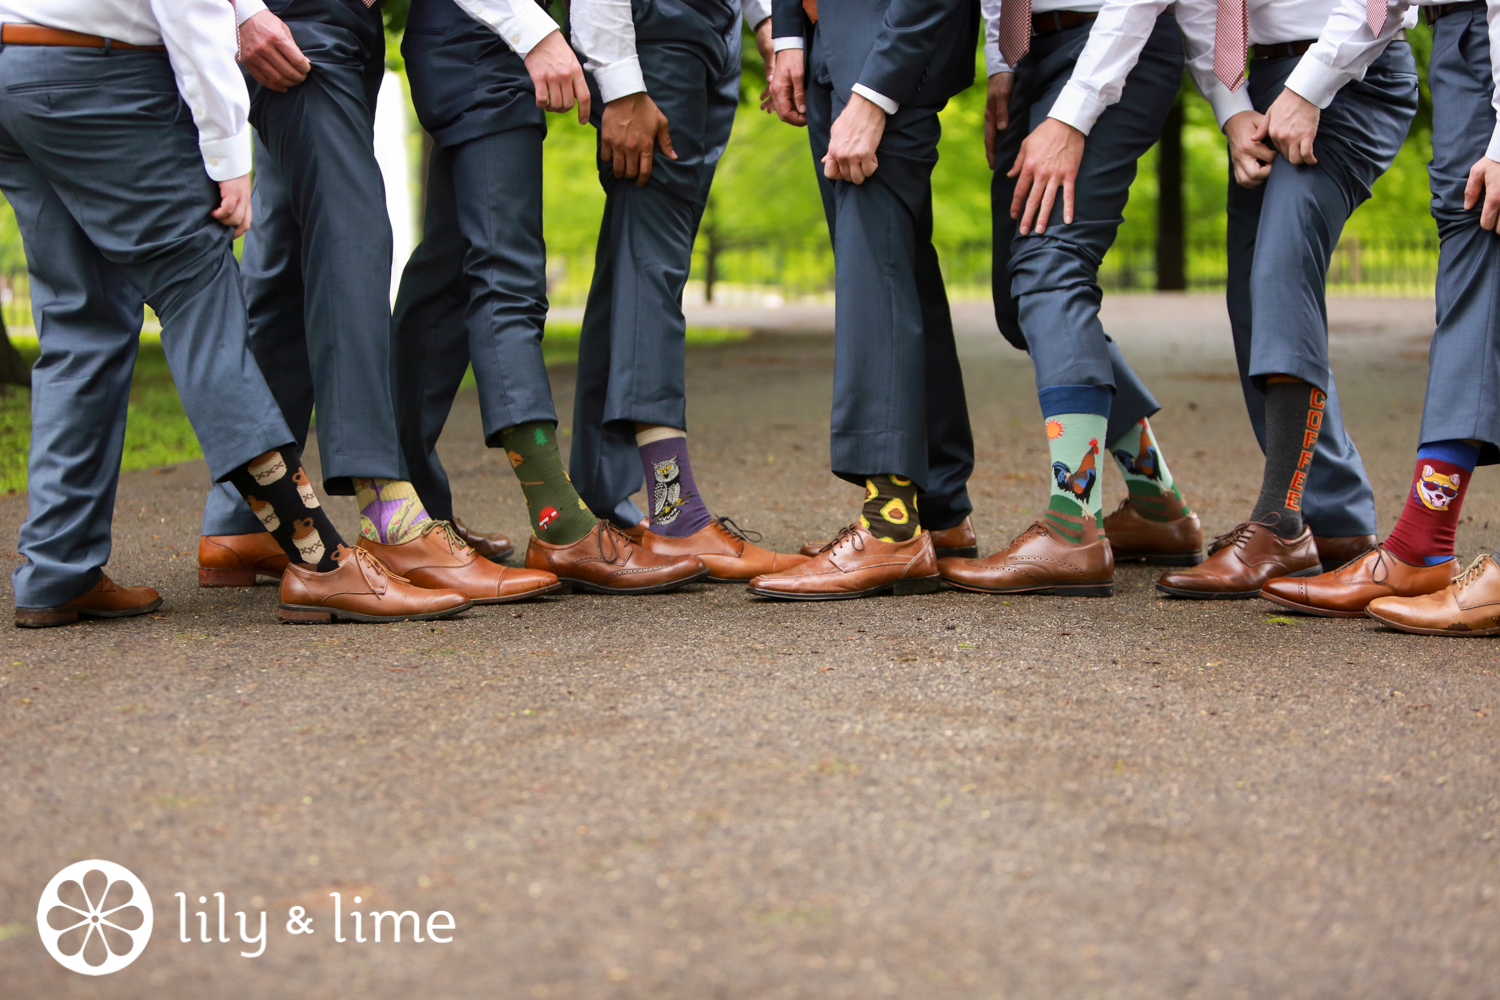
top-left (860, 475), bottom-right (922, 542)
top-left (225, 447), bottom-right (346, 571)
top-left (498, 421), bottom-right (597, 545)
top-left (1251, 377), bottom-right (1325, 539)
top-left (636, 427), bottom-right (714, 538)
top-left (1382, 440), bottom-right (1480, 565)
top-left (1106, 417), bottom-right (1191, 521)
top-left (1039, 385), bottom-right (1111, 545)
top-left (352, 478), bottom-right (432, 544)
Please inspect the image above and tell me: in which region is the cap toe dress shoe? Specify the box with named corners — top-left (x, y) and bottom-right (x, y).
top-left (1261, 544), bottom-right (1458, 617)
top-left (938, 521), bottom-right (1114, 597)
top-left (358, 521), bottom-right (560, 604)
top-left (278, 546), bottom-right (472, 624)
top-left (198, 532), bottom-right (289, 587)
top-left (640, 517), bottom-right (808, 581)
top-left (749, 525), bottom-right (940, 600)
top-left (1156, 521), bottom-right (1320, 599)
top-left (526, 520), bottom-right (708, 595)
top-left (16, 574), bottom-right (163, 628)
top-left (1367, 555), bottom-right (1500, 636)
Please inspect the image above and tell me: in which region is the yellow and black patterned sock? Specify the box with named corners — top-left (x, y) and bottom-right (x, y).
top-left (859, 475), bottom-right (922, 543)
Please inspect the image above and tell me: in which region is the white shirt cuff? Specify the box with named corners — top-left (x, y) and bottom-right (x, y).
top-left (502, 6), bottom-right (562, 57)
top-left (201, 128), bottom-right (253, 182)
top-left (595, 55), bottom-right (647, 103)
top-left (851, 83), bottom-right (899, 114)
top-left (985, 42), bottom-right (1011, 79)
top-left (1283, 55), bottom-right (1347, 110)
top-left (1047, 82), bottom-right (1105, 136)
top-left (235, 0), bottom-right (269, 26)
top-left (743, 0), bottom-right (773, 29)
top-left (1486, 128), bottom-right (1500, 165)
top-left (1207, 82), bottom-right (1256, 130)
top-left (773, 36), bottom-right (805, 51)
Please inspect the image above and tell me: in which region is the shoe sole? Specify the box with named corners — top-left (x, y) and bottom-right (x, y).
top-left (1258, 590), bottom-right (1368, 618)
top-left (561, 566), bottom-right (711, 596)
top-left (472, 581), bottom-right (565, 605)
top-left (15, 596), bottom-right (164, 628)
top-left (747, 575), bottom-right (944, 601)
top-left (199, 566), bottom-right (284, 587)
top-left (1156, 564), bottom-right (1321, 600)
top-left (1364, 607), bottom-right (1500, 636)
top-left (941, 579), bottom-right (1114, 598)
top-left (277, 600), bottom-right (473, 624)
top-left (1111, 551), bottom-right (1206, 567)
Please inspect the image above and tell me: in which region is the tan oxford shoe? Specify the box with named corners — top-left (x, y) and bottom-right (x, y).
top-left (1367, 555), bottom-right (1500, 636)
top-left (748, 525), bottom-right (940, 601)
top-left (358, 521), bottom-right (560, 604)
top-left (1313, 533), bottom-right (1379, 571)
top-left (1102, 498), bottom-right (1203, 566)
top-left (16, 574), bottom-right (162, 628)
top-left (1261, 544), bottom-right (1458, 618)
top-left (278, 546), bottom-right (471, 624)
top-left (198, 532), bottom-right (289, 587)
top-left (938, 520), bottom-right (1114, 597)
top-left (639, 517), bottom-right (807, 581)
top-left (800, 515), bottom-right (978, 559)
top-left (1156, 521), bottom-right (1320, 599)
top-left (451, 517), bottom-right (514, 563)
top-left (526, 520), bottom-right (708, 595)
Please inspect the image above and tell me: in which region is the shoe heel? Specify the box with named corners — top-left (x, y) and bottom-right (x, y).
top-left (893, 575), bottom-right (942, 596)
top-left (199, 566), bottom-right (258, 588)
top-left (278, 606), bottom-right (332, 624)
top-left (15, 609), bottom-right (80, 628)
top-left (1053, 582), bottom-right (1114, 597)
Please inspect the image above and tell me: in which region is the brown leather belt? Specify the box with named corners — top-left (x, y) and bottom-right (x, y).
top-left (802, 0), bottom-right (817, 24)
top-left (1252, 29), bottom-right (1403, 59)
top-left (1033, 10), bottom-right (1098, 36)
top-left (0, 23), bottom-right (166, 52)
top-left (1426, 1), bottom-right (1481, 24)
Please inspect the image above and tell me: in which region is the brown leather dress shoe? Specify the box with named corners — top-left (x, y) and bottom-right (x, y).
top-left (938, 521), bottom-right (1114, 597)
top-left (451, 517), bottom-right (514, 563)
top-left (278, 545), bottom-right (472, 624)
top-left (640, 516), bottom-right (808, 581)
top-left (749, 525), bottom-right (940, 600)
top-left (1367, 555), bottom-right (1500, 636)
top-left (1102, 499), bottom-right (1204, 566)
top-left (800, 515), bottom-right (978, 559)
top-left (1261, 544), bottom-right (1458, 618)
top-left (358, 521), bottom-right (561, 604)
top-left (198, 533), bottom-right (289, 587)
top-left (1313, 533), bottom-right (1378, 570)
top-left (526, 520), bottom-right (709, 594)
top-left (622, 519), bottom-right (650, 542)
top-left (1156, 521), bottom-right (1319, 599)
top-left (16, 574), bottom-right (163, 628)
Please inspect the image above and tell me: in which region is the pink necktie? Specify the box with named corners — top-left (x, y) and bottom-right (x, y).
top-left (998, 0), bottom-right (1033, 68)
top-left (1366, 0), bottom-right (1388, 34)
top-left (1213, 0), bottom-right (1249, 91)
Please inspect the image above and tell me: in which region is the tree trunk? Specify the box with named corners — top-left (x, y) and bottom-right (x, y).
top-left (0, 309), bottom-right (29, 389)
top-left (1155, 93), bottom-right (1186, 292)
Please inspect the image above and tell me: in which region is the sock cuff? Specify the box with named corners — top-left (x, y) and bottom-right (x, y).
top-left (1039, 385), bottom-right (1112, 419)
top-left (636, 426), bottom-right (687, 447)
top-left (1418, 439), bottom-right (1481, 470)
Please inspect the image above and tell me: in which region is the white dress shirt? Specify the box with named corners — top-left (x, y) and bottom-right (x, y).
top-left (0, 0), bottom-right (250, 180)
top-left (982, 0), bottom-right (1105, 78)
top-left (578, 0), bottom-right (772, 104)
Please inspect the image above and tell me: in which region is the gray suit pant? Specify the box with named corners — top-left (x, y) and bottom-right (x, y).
top-left (0, 47), bottom-right (291, 607)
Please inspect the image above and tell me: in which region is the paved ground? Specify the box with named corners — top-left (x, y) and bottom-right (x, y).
top-left (2, 295), bottom-right (1498, 999)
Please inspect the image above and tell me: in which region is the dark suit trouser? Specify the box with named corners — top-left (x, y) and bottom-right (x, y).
top-left (391, 128), bottom-right (555, 521)
top-left (567, 0), bottom-right (741, 527)
top-left (1227, 46), bottom-right (1417, 536)
top-left (0, 48), bottom-right (291, 607)
top-left (1426, 5), bottom-right (1500, 463)
top-left (803, 26), bottom-right (975, 527)
top-left (991, 16), bottom-right (1176, 445)
top-left (202, 15), bottom-right (400, 536)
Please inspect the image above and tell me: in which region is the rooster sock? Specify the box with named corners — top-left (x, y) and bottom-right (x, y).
top-left (1382, 440), bottom-right (1479, 566)
top-left (1039, 386), bottom-right (1110, 545)
top-left (499, 421), bottom-right (596, 544)
top-left (1106, 417), bottom-right (1190, 522)
top-left (637, 427), bottom-right (714, 538)
top-left (860, 475), bottom-right (922, 542)
top-left (1251, 377), bottom-right (1324, 539)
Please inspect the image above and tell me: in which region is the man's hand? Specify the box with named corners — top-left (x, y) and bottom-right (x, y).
top-left (238, 10), bottom-right (310, 92)
top-left (523, 30), bottom-right (591, 123)
top-left (1223, 110), bottom-right (1276, 188)
top-left (823, 92), bottom-right (886, 183)
top-left (1007, 117), bottom-right (1085, 235)
top-left (753, 19), bottom-right (776, 113)
top-left (770, 48), bottom-right (807, 127)
top-left (213, 174), bottom-right (253, 239)
top-left (1265, 88), bottom-right (1320, 165)
top-left (1465, 156), bottom-right (1500, 230)
top-left (984, 72), bottom-right (1015, 171)
top-left (600, 92), bottom-right (676, 187)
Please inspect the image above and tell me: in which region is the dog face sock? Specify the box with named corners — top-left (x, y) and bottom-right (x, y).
top-left (499, 421), bottom-right (597, 545)
top-left (1382, 440), bottom-right (1479, 565)
top-left (1106, 417), bottom-right (1191, 521)
top-left (860, 475), bottom-right (922, 542)
top-left (352, 478), bottom-right (432, 544)
top-left (1039, 386), bottom-right (1111, 545)
top-left (226, 447), bottom-right (346, 571)
top-left (1250, 377), bottom-right (1324, 538)
top-left (637, 427), bottom-right (714, 538)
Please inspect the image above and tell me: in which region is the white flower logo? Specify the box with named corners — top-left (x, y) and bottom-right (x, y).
top-left (36, 860), bottom-right (153, 975)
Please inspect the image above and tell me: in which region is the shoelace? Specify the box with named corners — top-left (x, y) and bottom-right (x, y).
top-left (716, 516), bottom-right (763, 544)
top-left (341, 545), bottom-right (391, 595)
top-left (1455, 555), bottom-right (1491, 591)
top-left (424, 519), bottom-right (471, 556)
top-left (818, 523), bottom-right (866, 555)
top-left (1208, 519), bottom-right (1273, 555)
top-left (595, 520), bottom-right (634, 564)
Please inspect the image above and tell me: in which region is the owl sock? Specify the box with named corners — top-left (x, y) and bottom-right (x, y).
top-left (225, 447), bottom-right (344, 571)
top-left (1040, 386), bottom-right (1110, 545)
top-left (637, 427), bottom-right (713, 538)
top-left (352, 478), bottom-right (432, 544)
top-left (1251, 377), bottom-right (1324, 539)
top-left (499, 421), bottom-right (596, 544)
top-left (1106, 417), bottom-right (1190, 522)
top-left (1382, 440), bottom-right (1479, 566)
top-left (860, 475), bottom-right (922, 542)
